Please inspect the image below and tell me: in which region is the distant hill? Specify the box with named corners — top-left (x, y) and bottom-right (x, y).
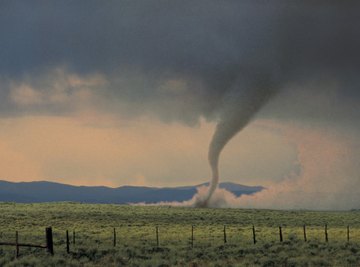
top-left (0, 180), bottom-right (264, 204)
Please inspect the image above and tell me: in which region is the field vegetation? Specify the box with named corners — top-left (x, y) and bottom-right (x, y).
top-left (1, 203), bottom-right (360, 266)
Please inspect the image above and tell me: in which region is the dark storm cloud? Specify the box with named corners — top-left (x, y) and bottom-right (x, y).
top-left (0, 1), bottom-right (277, 74)
top-left (0, 0), bottom-right (359, 125)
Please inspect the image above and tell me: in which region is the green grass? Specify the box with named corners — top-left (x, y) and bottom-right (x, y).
top-left (1, 203), bottom-right (360, 266)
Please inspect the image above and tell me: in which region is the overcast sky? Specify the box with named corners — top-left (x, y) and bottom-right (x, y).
top-left (0, 1), bottom-right (359, 208)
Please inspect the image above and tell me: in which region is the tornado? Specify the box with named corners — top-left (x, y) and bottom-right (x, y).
top-left (197, 76), bottom-right (279, 207)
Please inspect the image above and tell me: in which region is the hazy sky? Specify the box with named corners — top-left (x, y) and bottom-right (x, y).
top-left (0, 1), bottom-right (359, 208)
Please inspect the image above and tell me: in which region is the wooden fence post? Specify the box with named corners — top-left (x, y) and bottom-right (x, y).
top-left (303, 225), bottom-right (307, 242)
top-left (223, 225), bottom-right (227, 244)
top-left (325, 224), bottom-right (328, 243)
top-left (191, 225), bottom-right (194, 248)
top-left (156, 226), bottom-right (159, 247)
top-left (252, 225), bottom-right (256, 244)
top-left (46, 227), bottom-right (54, 255)
top-left (66, 230), bottom-right (70, 254)
top-left (113, 228), bottom-right (116, 247)
top-left (15, 231), bottom-right (19, 258)
top-left (347, 225), bottom-right (350, 242)
top-left (279, 226), bottom-right (283, 242)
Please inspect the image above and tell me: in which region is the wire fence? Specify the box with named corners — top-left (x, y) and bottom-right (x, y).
top-left (1, 224), bottom-right (359, 257)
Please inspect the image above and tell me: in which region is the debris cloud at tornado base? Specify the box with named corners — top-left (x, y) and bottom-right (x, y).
top-left (136, 120), bottom-right (360, 210)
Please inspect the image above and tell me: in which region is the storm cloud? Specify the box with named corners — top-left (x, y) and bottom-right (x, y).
top-left (0, 1), bottom-right (359, 126)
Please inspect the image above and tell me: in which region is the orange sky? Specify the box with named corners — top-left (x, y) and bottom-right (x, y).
top-left (0, 114), bottom-right (296, 187)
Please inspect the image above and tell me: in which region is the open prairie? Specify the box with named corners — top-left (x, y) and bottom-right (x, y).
top-left (1, 203), bottom-right (360, 266)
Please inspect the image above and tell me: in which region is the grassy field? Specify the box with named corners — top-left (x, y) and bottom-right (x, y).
top-left (1, 203), bottom-right (360, 266)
